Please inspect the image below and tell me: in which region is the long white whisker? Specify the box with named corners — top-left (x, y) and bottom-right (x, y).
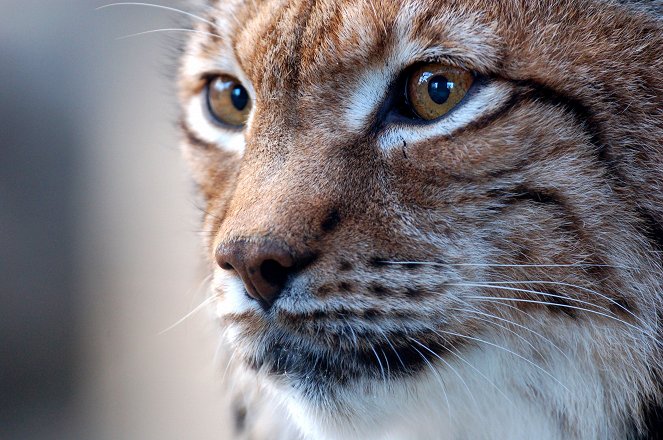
top-left (376, 327), bottom-right (407, 371)
top-left (428, 332), bottom-right (515, 406)
top-left (221, 347), bottom-right (239, 384)
top-left (377, 260), bottom-right (658, 275)
top-left (408, 337), bottom-right (478, 410)
top-left (369, 342), bottom-right (388, 391)
top-left (379, 346), bottom-right (392, 380)
top-left (453, 306), bottom-right (576, 368)
top-left (116, 28), bottom-right (225, 40)
top-left (158, 274), bottom-right (214, 335)
top-left (466, 295), bottom-right (653, 338)
top-left (438, 329), bottom-right (570, 392)
top-left (483, 279), bottom-right (649, 328)
top-left (408, 341), bottom-right (452, 420)
top-left (97, 2), bottom-right (218, 28)
top-left (158, 295), bottom-right (216, 335)
top-left (447, 282), bottom-right (613, 313)
top-left (453, 307), bottom-right (549, 368)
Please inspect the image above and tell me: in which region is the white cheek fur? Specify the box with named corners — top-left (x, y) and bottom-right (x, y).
top-left (185, 94), bottom-right (247, 154)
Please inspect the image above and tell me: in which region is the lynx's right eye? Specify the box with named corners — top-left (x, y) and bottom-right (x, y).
top-left (205, 75), bottom-right (251, 128)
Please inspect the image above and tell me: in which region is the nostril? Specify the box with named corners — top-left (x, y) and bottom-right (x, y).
top-left (215, 238), bottom-right (314, 308)
top-left (260, 259), bottom-right (289, 288)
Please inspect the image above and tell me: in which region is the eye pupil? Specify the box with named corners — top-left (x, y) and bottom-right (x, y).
top-left (427, 75), bottom-right (452, 105)
top-left (230, 85), bottom-right (248, 111)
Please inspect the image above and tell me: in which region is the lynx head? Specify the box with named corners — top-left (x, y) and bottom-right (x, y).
top-left (178, 0), bottom-right (663, 438)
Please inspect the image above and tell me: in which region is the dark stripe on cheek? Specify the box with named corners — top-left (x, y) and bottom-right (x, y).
top-left (514, 80), bottom-right (602, 144)
top-left (508, 186), bottom-right (565, 206)
top-left (512, 80), bottom-right (628, 182)
top-left (637, 208), bottom-right (663, 255)
top-left (494, 185), bottom-right (611, 277)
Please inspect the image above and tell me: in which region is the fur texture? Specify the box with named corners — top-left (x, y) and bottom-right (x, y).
top-left (178, 0), bottom-right (663, 438)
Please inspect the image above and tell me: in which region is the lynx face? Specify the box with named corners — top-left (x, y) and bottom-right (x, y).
top-left (179, 0), bottom-right (662, 438)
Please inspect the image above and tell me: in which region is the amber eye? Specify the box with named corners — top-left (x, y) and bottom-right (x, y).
top-left (405, 64), bottom-right (474, 121)
top-left (206, 75), bottom-right (251, 127)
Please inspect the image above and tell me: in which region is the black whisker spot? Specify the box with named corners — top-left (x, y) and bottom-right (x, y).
top-left (363, 309), bottom-right (380, 320)
top-left (338, 281), bottom-right (354, 292)
top-left (321, 208), bottom-right (341, 233)
top-left (339, 260), bottom-right (353, 271)
top-left (370, 283), bottom-right (388, 296)
top-left (369, 256), bottom-right (389, 268)
top-left (405, 287), bottom-right (422, 297)
top-left (317, 284), bottom-right (332, 297)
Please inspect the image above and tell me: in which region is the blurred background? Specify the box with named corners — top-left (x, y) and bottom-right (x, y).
top-left (1, 1), bottom-right (231, 438)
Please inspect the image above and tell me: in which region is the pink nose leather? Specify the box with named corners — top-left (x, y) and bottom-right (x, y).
top-left (215, 239), bottom-right (296, 308)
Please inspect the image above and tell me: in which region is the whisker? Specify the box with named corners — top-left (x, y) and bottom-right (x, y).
top-left (379, 346), bottom-right (392, 381)
top-left (158, 274), bottom-right (214, 335)
top-left (368, 342), bottom-right (388, 390)
top-left (221, 346), bottom-right (239, 385)
top-left (408, 341), bottom-right (452, 420)
top-left (453, 307), bottom-right (550, 369)
top-left (97, 2), bottom-right (219, 28)
top-left (481, 279), bottom-right (649, 328)
top-left (447, 282), bottom-right (613, 314)
top-left (376, 327), bottom-right (407, 371)
top-left (408, 336), bottom-right (478, 410)
top-left (466, 295), bottom-right (654, 339)
top-left (437, 329), bottom-right (570, 392)
top-left (429, 333), bottom-right (515, 406)
top-left (158, 295), bottom-right (216, 335)
top-left (377, 260), bottom-right (659, 275)
top-left (116, 28), bottom-right (225, 41)
top-left (452, 306), bottom-right (576, 369)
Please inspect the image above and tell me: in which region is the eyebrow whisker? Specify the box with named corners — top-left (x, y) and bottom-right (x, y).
top-left (97, 2), bottom-right (219, 29)
top-left (115, 28), bottom-right (225, 41)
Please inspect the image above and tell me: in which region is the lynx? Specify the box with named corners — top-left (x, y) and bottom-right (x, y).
top-left (177, 0), bottom-right (663, 438)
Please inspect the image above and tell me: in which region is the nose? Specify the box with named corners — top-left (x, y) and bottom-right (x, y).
top-left (215, 238), bottom-right (306, 308)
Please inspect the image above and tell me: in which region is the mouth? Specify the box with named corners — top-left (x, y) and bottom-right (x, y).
top-left (226, 308), bottom-right (459, 397)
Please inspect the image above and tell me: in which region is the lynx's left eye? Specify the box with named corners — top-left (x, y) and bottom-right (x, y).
top-left (405, 64), bottom-right (474, 120)
top-left (205, 75), bottom-right (251, 127)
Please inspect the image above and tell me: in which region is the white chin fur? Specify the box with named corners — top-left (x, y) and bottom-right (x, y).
top-left (249, 323), bottom-right (642, 440)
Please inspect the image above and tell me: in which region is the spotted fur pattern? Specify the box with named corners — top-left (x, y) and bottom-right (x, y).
top-left (178, 0), bottom-right (663, 438)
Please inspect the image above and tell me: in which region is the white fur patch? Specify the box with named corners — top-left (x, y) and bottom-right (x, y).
top-left (212, 270), bottom-right (258, 316)
top-left (185, 96), bottom-right (247, 153)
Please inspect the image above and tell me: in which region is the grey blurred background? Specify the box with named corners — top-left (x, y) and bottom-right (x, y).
top-left (1, 1), bottom-right (230, 438)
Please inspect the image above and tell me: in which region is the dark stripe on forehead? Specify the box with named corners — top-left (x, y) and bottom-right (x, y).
top-left (241, 0), bottom-right (315, 87)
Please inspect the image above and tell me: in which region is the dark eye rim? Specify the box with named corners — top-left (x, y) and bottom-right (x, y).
top-left (203, 74), bottom-right (251, 130)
